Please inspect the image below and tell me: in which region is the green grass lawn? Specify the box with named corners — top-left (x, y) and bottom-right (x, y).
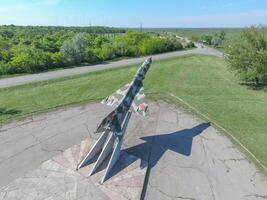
top-left (1, 55), bottom-right (267, 170)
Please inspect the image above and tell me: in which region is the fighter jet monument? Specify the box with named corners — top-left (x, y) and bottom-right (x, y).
top-left (77, 57), bottom-right (152, 183)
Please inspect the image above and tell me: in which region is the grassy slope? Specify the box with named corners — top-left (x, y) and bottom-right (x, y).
top-left (1, 55), bottom-right (267, 168)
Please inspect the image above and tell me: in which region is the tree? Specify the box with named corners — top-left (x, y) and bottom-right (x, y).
top-left (201, 35), bottom-right (213, 45)
top-left (212, 37), bottom-right (222, 47)
top-left (140, 37), bottom-right (183, 55)
top-left (226, 27), bottom-right (267, 85)
top-left (219, 30), bottom-right (226, 41)
top-left (164, 37), bottom-right (183, 51)
top-left (9, 47), bottom-right (52, 73)
top-left (186, 41), bottom-right (195, 48)
top-left (51, 52), bottom-right (66, 67)
top-left (60, 33), bottom-right (88, 64)
top-left (140, 38), bottom-right (163, 55)
top-left (191, 35), bottom-right (200, 42)
top-left (98, 43), bottom-right (116, 60)
top-left (93, 36), bottom-right (109, 48)
top-left (85, 47), bottom-right (100, 63)
top-left (122, 32), bottom-right (150, 46)
top-left (113, 40), bottom-right (128, 57)
top-left (0, 38), bottom-right (11, 62)
top-left (0, 30), bottom-right (14, 39)
top-left (0, 25), bottom-right (186, 75)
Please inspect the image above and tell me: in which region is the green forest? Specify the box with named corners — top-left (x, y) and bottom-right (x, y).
top-left (0, 25), bottom-right (186, 75)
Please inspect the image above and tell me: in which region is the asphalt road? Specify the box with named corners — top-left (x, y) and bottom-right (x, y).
top-left (0, 45), bottom-right (223, 89)
top-left (1, 102), bottom-right (266, 199)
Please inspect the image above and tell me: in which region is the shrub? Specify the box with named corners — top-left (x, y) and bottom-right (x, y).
top-left (186, 41), bottom-right (195, 48)
top-left (114, 32), bottom-right (150, 57)
top-left (98, 44), bottom-right (116, 60)
top-left (51, 52), bottom-right (66, 67)
top-left (0, 62), bottom-right (9, 75)
top-left (191, 36), bottom-right (200, 42)
top-left (212, 38), bottom-right (223, 47)
top-left (219, 30), bottom-right (226, 40)
top-left (8, 48), bottom-right (52, 73)
top-left (85, 48), bottom-right (100, 63)
top-left (164, 38), bottom-right (183, 51)
top-left (121, 32), bottom-right (150, 46)
top-left (140, 37), bottom-right (183, 55)
top-left (113, 41), bottom-right (133, 57)
top-left (201, 35), bottom-right (213, 45)
top-left (140, 38), bottom-right (163, 55)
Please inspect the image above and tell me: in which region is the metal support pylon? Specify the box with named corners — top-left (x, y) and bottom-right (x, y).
top-left (77, 111), bottom-right (132, 183)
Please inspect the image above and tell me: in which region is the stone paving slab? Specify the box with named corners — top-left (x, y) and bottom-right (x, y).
top-left (0, 137), bottom-right (147, 200)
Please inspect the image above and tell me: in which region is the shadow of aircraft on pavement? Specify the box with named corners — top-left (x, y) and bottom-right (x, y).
top-left (124, 122), bottom-right (211, 200)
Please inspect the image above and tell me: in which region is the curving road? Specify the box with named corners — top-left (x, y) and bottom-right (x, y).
top-left (0, 45), bottom-right (223, 89)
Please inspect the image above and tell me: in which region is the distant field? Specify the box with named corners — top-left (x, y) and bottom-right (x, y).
top-left (134, 27), bottom-right (242, 39)
top-left (130, 28), bottom-right (243, 51)
top-left (1, 55), bottom-right (267, 170)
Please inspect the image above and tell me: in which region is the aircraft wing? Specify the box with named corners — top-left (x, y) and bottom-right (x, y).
top-left (130, 86), bottom-right (149, 117)
top-left (101, 83), bottom-right (130, 107)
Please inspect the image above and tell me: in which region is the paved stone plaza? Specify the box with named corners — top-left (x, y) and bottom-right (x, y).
top-left (1, 102), bottom-right (267, 199)
top-left (0, 138), bottom-right (147, 200)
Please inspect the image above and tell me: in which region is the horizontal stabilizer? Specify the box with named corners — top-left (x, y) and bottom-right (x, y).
top-left (130, 86), bottom-right (149, 117)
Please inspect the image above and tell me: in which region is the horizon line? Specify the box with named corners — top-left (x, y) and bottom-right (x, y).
top-left (0, 24), bottom-right (249, 29)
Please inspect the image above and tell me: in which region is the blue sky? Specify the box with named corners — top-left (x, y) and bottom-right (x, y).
top-left (0, 0), bottom-right (267, 27)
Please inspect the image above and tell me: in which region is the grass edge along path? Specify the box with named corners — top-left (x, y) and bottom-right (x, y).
top-left (146, 91), bottom-right (267, 174)
top-left (160, 92), bottom-right (267, 172)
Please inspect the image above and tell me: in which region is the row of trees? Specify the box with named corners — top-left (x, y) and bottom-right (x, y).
top-left (59, 32), bottom-right (183, 66)
top-left (226, 27), bottom-right (267, 85)
top-left (0, 26), bottom-right (183, 75)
